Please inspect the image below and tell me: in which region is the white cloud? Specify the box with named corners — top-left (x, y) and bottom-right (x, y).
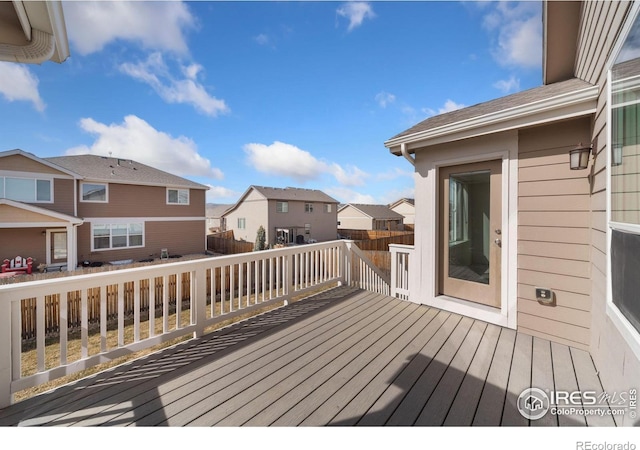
top-left (337, 2), bottom-right (375, 31)
top-left (66, 115), bottom-right (223, 180)
top-left (243, 141), bottom-right (369, 186)
top-left (375, 91), bottom-right (396, 108)
top-left (493, 75), bottom-right (520, 94)
top-left (205, 185), bottom-right (241, 203)
top-left (0, 62), bottom-right (45, 111)
top-left (438, 99), bottom-right (465, 114)
top-left (255, 33), bottom-right (271, 46)
top-left (64, 1), bottom-right (196, 55)
top-left (376, 167), bottom-right (414, 182)
top-left (120, 53), bottom-right (229, 117)
top-left (482, 2), bottom-right (542, 69)
top-left (325, 187), bottom-right (375, 205)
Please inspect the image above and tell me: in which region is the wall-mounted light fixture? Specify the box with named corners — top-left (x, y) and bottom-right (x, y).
top-left (612, 144), bottom-right (623, 166)
top-left (569, 143), bottom-right (592, 170)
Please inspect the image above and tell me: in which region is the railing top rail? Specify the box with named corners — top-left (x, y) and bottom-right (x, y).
top-left (388, 244), bottom-right (415, 250)
top-left (0, 240), bottom-right (347, 296)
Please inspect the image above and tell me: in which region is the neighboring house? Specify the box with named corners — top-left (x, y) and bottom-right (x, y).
top-left (222, 186), bottom-right (339, 246)
top-left (0, 149), bottom-right (209, 270)
top-left (384, 0), bottom-right (640, 423)
top-left (338, 203), bottom-right (405, 231)
top-left (0, 1), bottom-right (69, 64)
top-left (205, 204), bottom-right (232, 234)
top-left (388, 198), bottom-right (415, 226)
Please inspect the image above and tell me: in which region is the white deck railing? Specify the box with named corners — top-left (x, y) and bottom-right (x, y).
top-left (389, 244), bottom-right (414, 301)
top-left (0, 240), bottom-right (389, 407)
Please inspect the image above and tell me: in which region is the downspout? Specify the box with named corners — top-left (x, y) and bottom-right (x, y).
top-left (400, 143), bottom-right (416, 167)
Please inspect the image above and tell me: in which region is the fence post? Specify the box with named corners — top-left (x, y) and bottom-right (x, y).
top-left (0, 296), bottom-right (13, 407)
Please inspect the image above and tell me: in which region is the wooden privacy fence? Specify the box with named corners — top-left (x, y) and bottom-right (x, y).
top-left (352, 233), bottom-right (414, 251)
top-left (207, 232), bottom-right (254, 255)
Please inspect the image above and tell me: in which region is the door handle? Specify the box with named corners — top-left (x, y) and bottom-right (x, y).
top-left (495, 238), bottom-right (502, 247)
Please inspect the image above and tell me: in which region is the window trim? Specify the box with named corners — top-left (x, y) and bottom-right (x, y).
top-left (167, 188), bottom-right (190, 205)
top-left (606, 1), bottom-right (640, 361)
top-left (81, 182), bottom-right (108, 203)
top-left (305, 202), bottom-right (314, 213)
top-left (90, 221), bottom-right (145, 252)
top-left (276, 201), bottom-right (288, 213)
top-left (237, 217), bottom-right (246, 229)
top-left (0, 175), bottom-right (53, 203)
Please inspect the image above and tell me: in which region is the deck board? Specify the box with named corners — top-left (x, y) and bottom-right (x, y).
top-left (0, 286), bottom-right (614, 427)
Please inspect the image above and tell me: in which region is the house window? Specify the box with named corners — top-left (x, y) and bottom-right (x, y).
top-left (167, 188), bottom-right (189, 205)
top-left (305, 203), bottom-right (314, 213)
top-left (238, 218), bottom-right (246, 229)
top-left (81, 182), bottom-right (108, 202)
top-left (0, 176), bottom-right (52, 202)
top-left (324, 204), bottom-right (332, 213)
top-left (92, 222), bottom-right (144, 251)
top-left (305, 224), bottom-right (311, 235)
top-left (609, 9), bottom-right (640, 337)
top-left (276, 201), bottom-right (288, 213)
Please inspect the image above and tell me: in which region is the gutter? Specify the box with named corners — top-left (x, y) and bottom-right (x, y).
top-left (0, 28), bottom-right (55, 64)
top-left (385, 84), bottom-right (599, 153)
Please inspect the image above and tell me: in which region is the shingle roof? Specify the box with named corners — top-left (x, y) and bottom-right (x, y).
top-left (252, 186), bottom-right (339, 203)
top-left (387, 78), bottom-right (595, 143)
top-left (45, 155), bottom-right (208, 190)
top-left (341, 204), bottom-right (405, 220)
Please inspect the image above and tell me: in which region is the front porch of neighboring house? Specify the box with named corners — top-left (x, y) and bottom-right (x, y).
top-left (0, 199), bottom-right (82, 273)
top-left (0, 240), bottom-right (632, 426)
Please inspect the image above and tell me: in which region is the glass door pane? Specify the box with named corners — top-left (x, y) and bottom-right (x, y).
top-left (448, 170), bottom-right (491, 285)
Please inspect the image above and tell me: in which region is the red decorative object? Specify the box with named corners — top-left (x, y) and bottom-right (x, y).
top-left (1, 256), bottom-right (33, 274)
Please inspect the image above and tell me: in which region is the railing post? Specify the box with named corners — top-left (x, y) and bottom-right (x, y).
top-left (0, 296), bottom-right (15, 407)
top-left (390, 245), bottom-right (398, 298)
top-left (341, 241), bottom-right (352, 286)
top-left (193, 265), bottom-right (207, 338)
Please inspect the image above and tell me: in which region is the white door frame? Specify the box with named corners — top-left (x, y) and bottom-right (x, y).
top-left (411, 132), bottom-right (518, 329)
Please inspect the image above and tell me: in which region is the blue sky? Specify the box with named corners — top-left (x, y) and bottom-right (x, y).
top-left (0, 1), bottom-right (543, 205)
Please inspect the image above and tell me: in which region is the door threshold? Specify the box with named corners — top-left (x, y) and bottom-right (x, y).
top-left (429, 295), bottom-right (509, 328)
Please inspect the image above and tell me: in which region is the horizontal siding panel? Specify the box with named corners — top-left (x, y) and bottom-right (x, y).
top-left (519, 226), bottom-right (590, 244)
top-left (518, 297), bottom-right (592, 328)
top-left (518, 269), bottom-right (590, 295)
top-left (518, 150), bottom-right (572, 168)
top-left (517, 313), bottom-right (590, 347)
top-left (591, 228), bottom-right (606, 254)
top-left (519, 254), bottom-right (590, 278)
top-left (519, 164), bottom-right (586, 182)
top-left (518, 326), bottom-right (589, 351)
top-left (518, 284), bottom-right (591, 311)
top-left (518, 195), bottom-right (590, 211)
top-left (591, 211), bottom-right (607, 232)
top-left (518, 117), bottom-right (592, 153)
top-left (591, 245), bottom-right (607, 277)
top-left (519, 211), bottom-right (590, 227)
top-left (519, 179), bottom-right (590, 196)
top-left (591, 190), bottom-right (606, 211)
top-left (518, 241), bottom-right (590, 261)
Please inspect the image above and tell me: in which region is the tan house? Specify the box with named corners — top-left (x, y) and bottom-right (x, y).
top-left (0, 1), bottom-right (69, 64)
top-left (389, 198), bottom-right (415, 226)
top-left (384, 0), bottom-right (640, 420)
top-left (0, 150), bottom-right (209, 270)
top-left (222, 186), bottom-right (339, 246)
top-left (338, 203), bottom-right (405, 231)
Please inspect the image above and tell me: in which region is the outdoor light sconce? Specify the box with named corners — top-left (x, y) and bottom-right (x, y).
top-left (612, 144), bottom-right (623, 166)
top-left (569, 143), bottom-right (592, 170)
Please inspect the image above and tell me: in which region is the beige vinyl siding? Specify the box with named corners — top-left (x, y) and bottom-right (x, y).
top-left (1, 154), bottom-right (68, 175)
top-left (0, 227), bottom-right (47, 266)
top-left (517, 117), bottom-right (593, 349)
top-left (77, 219), bottom-right (205, 264)
top-left (575, 1), bottom-right (630, 85)
top-left (77, 183), bottom-right (205, 218)
top-left (576, 1), bottom-right (639, 424)
top-left (338, 206), bottom-right (373, 230)
top-left (48, 178), bottom-right (75, 216)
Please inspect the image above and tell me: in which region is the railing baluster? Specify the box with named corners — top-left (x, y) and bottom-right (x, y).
top-left (100, 287), bottom-right (107, 352)
top-left (118, 283), bottom-right (124, 346)
top-left (80, 288), bottom-right (87, 359)
top-left (134, 279), bottom-right (140, 342)
top-left (60, 291), bottom-right (68, 366)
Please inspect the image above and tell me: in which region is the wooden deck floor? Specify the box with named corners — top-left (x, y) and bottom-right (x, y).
top-left (0, 286), bottom-right (617, 426)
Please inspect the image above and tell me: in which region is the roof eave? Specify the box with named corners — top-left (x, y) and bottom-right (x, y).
top-left (385, 84), bottom-right (599, 155)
